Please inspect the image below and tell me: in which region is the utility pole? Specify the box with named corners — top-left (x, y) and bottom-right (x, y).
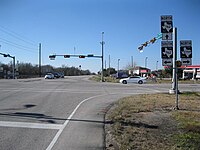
top-left (131, 56), bottom-right (133, 67)
top-left (108, 55), bottom-right (110, 76)
top-left (13, 56), bottom-right (15, 79)
top-left (100, 32), bottom-right (105, 82)
top-left (117, 59), bottom-right (120, 78)
top-left (39, 43), bottom-right (42, 77)
top-left (145, 57), bottom-right (148, 68)
top-left (156, 61), bottom-right (158, 71)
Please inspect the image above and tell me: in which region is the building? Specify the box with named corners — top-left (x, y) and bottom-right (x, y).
top-left (129, 66), bottom-right (151, 77)
top-left (180, 65), bottom-right (200, 80)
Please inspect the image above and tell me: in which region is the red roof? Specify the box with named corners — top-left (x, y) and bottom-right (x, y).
top-left (180, 65), bottom-right (200, 69)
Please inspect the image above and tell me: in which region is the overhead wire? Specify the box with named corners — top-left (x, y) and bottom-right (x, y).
top-left (0, 25), bottom-right (38, 53)
top-left (0, 25), bottom-right (37, 46)
top-left (0, 38), bottom-right (37, 53)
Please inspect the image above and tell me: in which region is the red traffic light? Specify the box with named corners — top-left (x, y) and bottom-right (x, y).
top-left (79, 55), bottom-right (85, 58)
top-left (64, 55), bottom-right (70, 58)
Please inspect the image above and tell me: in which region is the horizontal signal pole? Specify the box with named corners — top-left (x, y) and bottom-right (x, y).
top-left (49, 54), bottom-right (102, 59)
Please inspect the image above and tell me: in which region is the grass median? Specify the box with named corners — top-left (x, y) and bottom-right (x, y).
top-left (105, 92), bottom-right (200, 150)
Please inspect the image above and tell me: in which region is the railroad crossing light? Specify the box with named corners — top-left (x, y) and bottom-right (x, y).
top-left (79, 55), bottom-right (85, 58)
top-left (49, 55), bottom-right (56, 60)
top-left (150, 37), bottom-right (156, 44)
top-left (64, 55), bottom-right (70, 58)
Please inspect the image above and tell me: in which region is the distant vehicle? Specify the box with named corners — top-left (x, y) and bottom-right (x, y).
top-left (119, 76), bottom-right (146, 84)
top-left (59, 72), bottom-right (64, 78)
top-left (52, 72), bottom-right (60, 78)
top-left (44, 73), bottom-right (54, 79)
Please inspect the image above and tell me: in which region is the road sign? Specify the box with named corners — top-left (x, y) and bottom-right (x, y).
top-left (162, 33), bottom-right (172, 40)
top-left (161, 15), bottom-right (173, 33)
top-left (180, 40), bottom-right (192, 58)
top-left (181, 58), bottom-right (192, 66)
top-left (161, 41), bottom-right (173, 58)
top-left (162, 58), bottom-right (173, 66)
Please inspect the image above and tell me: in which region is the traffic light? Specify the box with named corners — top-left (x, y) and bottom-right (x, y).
top-left (150, 37), bottom-right (156, 44)
top-left (142, 41), bottom-right (149, 47)
top-left (176, 60), bottom-right (182, 67)
top-left (87, 54), bottom-right (94, 57)
top-left (79, 55), bottom-right (85, 58)
top-left (49, 55), bottom-right (56, 60)
top-left (64, 55), bottom-right (70, 58)
top-left (138, 45), bottom-right (143, 51)
top-left (3, 54), bottom-right (8, 57)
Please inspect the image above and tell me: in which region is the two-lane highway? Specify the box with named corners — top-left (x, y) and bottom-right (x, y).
top-left (0, 76), bottom-right (200, 150)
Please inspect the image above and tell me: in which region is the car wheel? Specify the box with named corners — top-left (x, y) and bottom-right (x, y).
top-left (138, 80), bottom-right (143, 84)
top-left (122, 80), bottom-right (127, 84)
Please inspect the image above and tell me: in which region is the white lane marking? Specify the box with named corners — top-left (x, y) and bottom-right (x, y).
top-left (45, 94), bottom-right (106, 150)
top-left (0, 121), bottom-right (62, 130)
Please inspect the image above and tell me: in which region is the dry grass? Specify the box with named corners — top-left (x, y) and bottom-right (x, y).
top-left (106, 92), bottom-right (200, 150)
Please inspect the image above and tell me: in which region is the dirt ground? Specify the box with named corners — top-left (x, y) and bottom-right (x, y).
top-left (105, 108), bottom-right (180, 150)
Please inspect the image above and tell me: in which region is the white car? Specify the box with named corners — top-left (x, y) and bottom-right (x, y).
top-left (44, 73), bottom-right (54, 79)
top-left (119, 76), bottom-right (146, 84)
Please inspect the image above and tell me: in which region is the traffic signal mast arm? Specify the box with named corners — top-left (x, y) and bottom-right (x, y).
top-left (49, 54), bottom-right (102, 60)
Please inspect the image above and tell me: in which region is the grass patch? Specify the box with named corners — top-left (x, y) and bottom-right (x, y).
top-left (89, 75), bottom-right (120, 83)
top-left (106, 92), bottom-right (200, 150)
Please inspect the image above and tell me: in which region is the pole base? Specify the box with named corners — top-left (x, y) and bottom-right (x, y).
top-left (169, 89), bottom-right (175, 94)
top-left (169, 89), bottom-right (181, 94)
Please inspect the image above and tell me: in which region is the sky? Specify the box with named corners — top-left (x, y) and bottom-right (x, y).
top-left (0, 0), bottom-right (199, 73)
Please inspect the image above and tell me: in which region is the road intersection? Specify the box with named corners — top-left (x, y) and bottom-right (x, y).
top-left (0, 76), bottom-right (200, 150)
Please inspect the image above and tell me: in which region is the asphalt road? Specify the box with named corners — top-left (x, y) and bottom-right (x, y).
top-left (0, 76), bottom-right (200, 150)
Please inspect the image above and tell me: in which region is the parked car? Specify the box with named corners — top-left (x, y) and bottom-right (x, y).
top-left (44, 73), bottom-right (54, 79)
top-left (119, 76), bottom-right (146, 84)
top-left (52, 72), bottom-right (60, 78)
top-left (59, 72), bottom-right (64, 78)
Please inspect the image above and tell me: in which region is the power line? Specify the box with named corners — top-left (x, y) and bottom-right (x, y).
top-left (0, 37), bottom-right (37, 50)
top-left (0, 25), bottom-right (37, 46)
top-left (0, 40), bottom-right (37, 53)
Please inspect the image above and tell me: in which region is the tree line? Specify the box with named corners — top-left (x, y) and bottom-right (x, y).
top-left (0, 62), bottom-right (94, 79)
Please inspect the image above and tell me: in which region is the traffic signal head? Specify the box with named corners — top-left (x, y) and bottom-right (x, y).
top-left (150, 37), bottom-right (156, 44)
top-left (64, 55), bottom-right (70, 58)
top-left (49, 55), bottom-right (56, 60)
top-left (176, 60), bottom-right (182, 67)
top-left (87, 54), bottom-right (94, 57)
top-left (138, 45), bottom-right (144, 52)
top-left (79, 55), bottom-right (85, 58)
top-left (142, 41), bottom-right (149, 47)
